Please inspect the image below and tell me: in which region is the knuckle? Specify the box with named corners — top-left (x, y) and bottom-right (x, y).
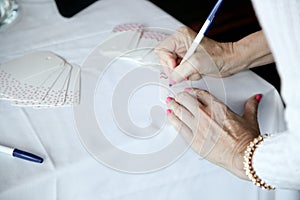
top-left (169, 101), bottom-right (182, 115)
top-left (189, 73), bottom-right (201, 80)
top-left (197, 89), bottom-right (210, 96)
top-left (177, 26), bottom-right (193, 35)
top-left (182, 62), bottom-right (198, 73)
top-left (176, 92), bottom-right (190, 102)
top-left (196, 104), bottom-right (206, 114)
top-left (168, 99), bottom-right (177, 109)
top-left (177, 26), bottom-right (188, 33)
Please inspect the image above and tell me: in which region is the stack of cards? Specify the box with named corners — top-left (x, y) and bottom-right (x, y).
top-left (99, 23), bottom-right (169, 60)
top-left (0, 51), bottom-right (80, 107)
top-left (99, 23), bottom-right (188, 103)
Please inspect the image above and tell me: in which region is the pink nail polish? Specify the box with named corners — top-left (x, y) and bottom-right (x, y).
top-left (184, 77), bottom-right (189, 81)
top-left (255, 94), bottom-right (263, 102)
top-left (169, 79), bottom-right (176, 85)
top-left (166, 109), bottom-right (172, 115)
top-left (184, 88), bottom-right (191, 92)
top-left (166, 97), bottom-right (173, 103)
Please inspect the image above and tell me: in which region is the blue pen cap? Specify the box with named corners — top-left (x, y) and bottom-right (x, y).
top-left (13, 149), bottom-right (44, 163)
top-left (207, 0), bottom-right (224, 21)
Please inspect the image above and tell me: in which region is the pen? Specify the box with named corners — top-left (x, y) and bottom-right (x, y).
top-left (0, 144), bottom-right (43, 163)
top-left (169, 0), bottom-right (224, 86)
top-left (181, 0), bottom-right (223, 64)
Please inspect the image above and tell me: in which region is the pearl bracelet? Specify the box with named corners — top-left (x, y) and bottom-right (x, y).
top-left (243, 134), bottom-right (275, 190)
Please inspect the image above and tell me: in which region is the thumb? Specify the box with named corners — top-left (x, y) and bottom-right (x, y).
top-left (171, 60), bottom-right (197, 83)
top-left (243, 94), bottom-right (262, 126)
top-left (188, 73), bottom-right (202, 81)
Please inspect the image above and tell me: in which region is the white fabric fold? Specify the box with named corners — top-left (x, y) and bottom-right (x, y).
top-left (251, 0), bottom-right (300, 191)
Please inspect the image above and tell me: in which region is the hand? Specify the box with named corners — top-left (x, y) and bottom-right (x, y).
top-left (155, 27), bottom-right (273, 84)
top-left (154, 26), bottom-right (234, 83)
top-left (165, 88), bottom-right (262, 179)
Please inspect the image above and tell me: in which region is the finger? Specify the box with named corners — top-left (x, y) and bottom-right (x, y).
top-left (188, 73), bottom-right (202, 81)
top-left (154, 35), bottom-right (176, 53)
top-left (167, 110), bottom-right (194, 144)
top-left (171, 49), bottom-right (212, 83)
top-left (154, 32), bottom-right (180, 58)
top-left (156, 50), bottom-right (177, 69)
top-left (243, 94), bottom-right (261, 126)
top-left (170, 61), bottom-right (198, 83)
top-left (156, 26), bottom-right (195, 57)
top-left (166, 98), bottom-right (194, 127)
top-left (174, 91), bottom-right (203, 117)
top-left (186, 88), bottom-right (214, 107)
top-left (186, 88), bottom-right (229, 124)
top-left (173, 44), bottom-right (221, 83)
top-left (160, 61), bottom-right (174, 77)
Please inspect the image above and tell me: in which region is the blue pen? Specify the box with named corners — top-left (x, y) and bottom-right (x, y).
top-left (180, 0), bottom-right (224, 64)
top-left (0, 144), bottom-right (43, 163)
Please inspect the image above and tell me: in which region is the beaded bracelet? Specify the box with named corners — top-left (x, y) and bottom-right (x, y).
top-left (243, 134), bottom-right (275, 190)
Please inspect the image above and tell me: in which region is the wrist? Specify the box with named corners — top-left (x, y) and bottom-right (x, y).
top-left (243, 134), bottom-right (275, 190)
top-left (231, 134), bottom-right (255, 180)
top-left (206, 40), bottom-right (249, 77)
top-left (232, 31), bottom-right (274, 70)
top-left (219, 41), bottom-right (251, 76)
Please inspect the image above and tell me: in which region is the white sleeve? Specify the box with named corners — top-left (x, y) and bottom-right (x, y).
top-left (252, 133), bottom-right (300, 189)
top-left (250, 0), bottom-right (300, 190)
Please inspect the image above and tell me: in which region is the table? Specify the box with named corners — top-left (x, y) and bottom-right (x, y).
top-left (0, 0), bottom-right (296, 199)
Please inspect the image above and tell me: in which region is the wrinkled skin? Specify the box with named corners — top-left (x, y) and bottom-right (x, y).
top-left (154, 26), bottom-right (235, 83)
top-left (155, 26), bottom-right (271, 180)
top-left (154, 26), bottom-right (273, 84)
top-left (166, 88), bottom-right (261, 180)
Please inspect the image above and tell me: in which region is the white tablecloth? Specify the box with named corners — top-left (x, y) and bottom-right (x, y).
top-left (0, 0), bottom-right (296, 199)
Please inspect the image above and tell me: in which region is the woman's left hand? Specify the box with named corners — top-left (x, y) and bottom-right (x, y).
top-left (166, 88), bottom-right (262, 179)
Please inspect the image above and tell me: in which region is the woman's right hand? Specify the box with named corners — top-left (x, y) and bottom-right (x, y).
top-left (154, 26), bottom-right (234, 83)
top-left (154, 27), bottom-right (273, 84)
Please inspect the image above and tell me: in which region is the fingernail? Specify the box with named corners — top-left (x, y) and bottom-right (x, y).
top-left (167, 60), bottom-right (175, 68)
top-left (169, 79), bottom-right (176, 85)
top-left (255, 94), bottom-right (263, 102)
top-left (184, 88), bottom-right (191, 92)
top-left (184, 77), bottom-right (189, 81)
top-left (166, 109), bottom-right (172, 115)
top-left (166, 96), bottom-right (173, 103)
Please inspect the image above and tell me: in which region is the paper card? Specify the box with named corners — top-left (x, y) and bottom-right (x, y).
top-left (39, 62), bottom-right (72, 106)
top-left (124, 30), bottom-right (169, 61)
top-left (65, 64), bottom-right (81, 105)
top-left (99, 23), bottom-right (142, 57)
top-left (0, 51), bottom-right (66, 99)
top-left (36, 63), bottom-right (81, 107)
top-left (138, 31), bottom-right (169, 57)
top-left (3, 65), bottom-right (65, 101)
top-left (112, 23), bottom-right (142, 50)
top-left (13, 62), bottom-right (72, 107)
top-left (55, 63), bottom-right (73, 106)
top-left (28, 65), bottom-right (67, 102)
top-left (1, 50), bottom-right (82, 107)
top-left (139, 48), bottom-right (161, 66)
top-left (0, 51), bottom-right (65, 80)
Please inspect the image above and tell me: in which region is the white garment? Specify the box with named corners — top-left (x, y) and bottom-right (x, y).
top-left (251, 0), bottom-right (300, 190)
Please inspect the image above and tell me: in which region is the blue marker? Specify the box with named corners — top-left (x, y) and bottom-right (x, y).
top-left (0, 144), bottom-right (43, 163)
